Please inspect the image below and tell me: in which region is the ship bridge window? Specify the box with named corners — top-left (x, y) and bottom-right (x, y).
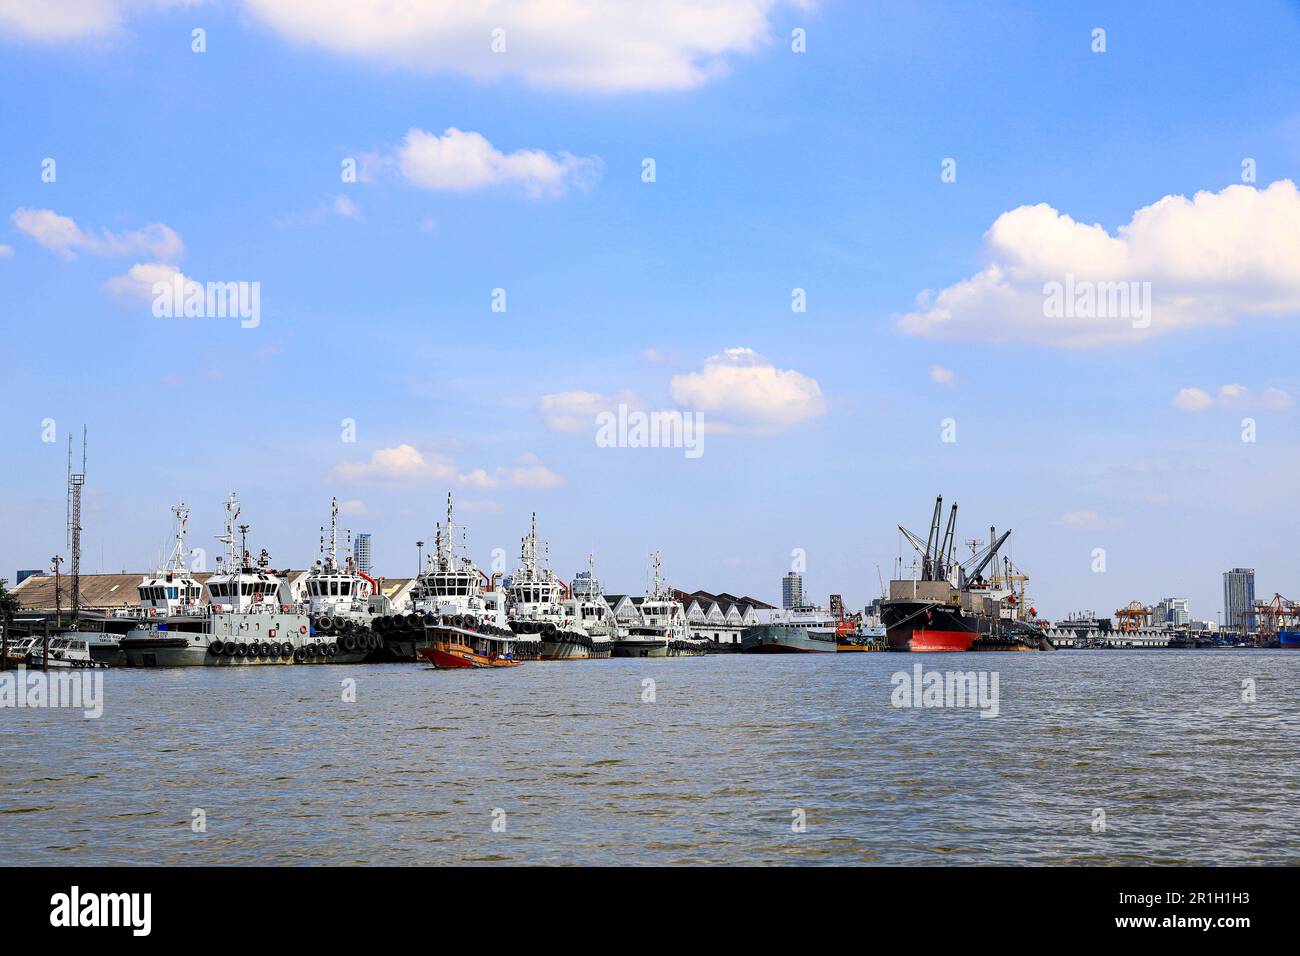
top-left (167, 587), bottom-right (178, 599)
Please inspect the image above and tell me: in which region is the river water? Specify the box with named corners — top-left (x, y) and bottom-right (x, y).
top-left (2, 650), bottom-right (1297, 865)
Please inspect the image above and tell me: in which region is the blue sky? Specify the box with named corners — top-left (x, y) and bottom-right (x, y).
top-left (2, 0), bottom-right (1299, 622)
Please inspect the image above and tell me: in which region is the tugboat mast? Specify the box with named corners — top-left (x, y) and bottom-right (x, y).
top-left (165, 501), bottom-right (190, 574)
top-left (216, 492), bottom-right (241, 571)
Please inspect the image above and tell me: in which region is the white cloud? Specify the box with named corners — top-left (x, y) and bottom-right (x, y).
top-left (640, 347), bottom-right (680, 364)
top-left (337, 499), bottom-right (367, 516)
top-left (1059, 510), bottom-right (1105, 530)
top-left (929, 364), bottom-right (955, 387)
top-left (899, 180), bottom-right (1300, 348)
top-left (1172, 387), bottom-right (1214, 412)
top-left (1172, 384), bottom-right (1294, 412)
top-left (373, 127), bottom-right (599, 197)
top-left (336, 444), bottom-right (457, 481)
top-left (338, 444), bottom-right (563, 489)
top-left (539, 389), bottom-right (642, 431)
top-left (241, 0), bottom-right (802, 92)
top-left (12, 207), bottom-right (184, 262)
top-left (0, 243), bottom-right (12, 257)
top-left (0, 1), bottom-right (202, 42)
top-left (331, 195), bottom-right (359, 218)
top-left (458, 453), bottom-right (565, 490)
top-left (104, 262), bottom-right (187, 301)
top-left (669, 347), bottom-right (827, 433)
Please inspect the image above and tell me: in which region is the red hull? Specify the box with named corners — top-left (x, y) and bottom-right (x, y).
top-left (908, 629), bottom-right (976, 652)
top-left (416, 645), bottom-right (521, 669)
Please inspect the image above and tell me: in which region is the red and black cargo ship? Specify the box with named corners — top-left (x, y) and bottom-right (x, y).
top-left (882, 496), bottom-right (1047, 652)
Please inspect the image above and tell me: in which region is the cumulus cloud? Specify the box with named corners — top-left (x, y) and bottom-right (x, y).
top-left (12, 207), bottom-right (184, 262)
top-left (240, 0), bottom-right (801, 92)
top-left (1172, 384), bottom-right (1294, 412)
top-left (336, 444), bottom-right (457, 481)
top-left (929, 364), bottom-right (955, 387)
top-left (1172, 387), bottom-right (1214, 412)
top-left (0, 0), bottom-right (110, 40)
top-left (539, 389), bottom-right (642, 431)
top-left (338, 444), bottom-right (564, 489)
top-left (899, 180), bottom-right (1300, 348)
top-left (461, 453), bottom-right (566, 490)
top-left (104, 262), bottom-right (188, 301)
top-left (364, 127), bottom-right (599, 197)
top-left (669, 347), bottom-right (827, 433)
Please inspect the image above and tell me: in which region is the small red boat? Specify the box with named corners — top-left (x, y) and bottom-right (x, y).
top-left (417, 640), bottom-right (522, 669)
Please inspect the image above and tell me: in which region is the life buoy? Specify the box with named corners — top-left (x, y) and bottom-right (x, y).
top-left (299, 625), bottom-right (308, 634)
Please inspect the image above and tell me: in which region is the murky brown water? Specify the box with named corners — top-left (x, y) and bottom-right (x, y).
top-left (2, 651), bottom-right (1297, 865)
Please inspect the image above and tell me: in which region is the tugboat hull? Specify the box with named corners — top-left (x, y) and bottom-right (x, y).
top-left (540, 639), bottom-right (590, 660)
top-left (612, 641), bottom-right (669, 658)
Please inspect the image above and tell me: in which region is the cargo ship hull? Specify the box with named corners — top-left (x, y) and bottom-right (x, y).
top-left (881, 600), bottom-right (979, 652)
top-left (1280, 630), bottom-right (1300, 649)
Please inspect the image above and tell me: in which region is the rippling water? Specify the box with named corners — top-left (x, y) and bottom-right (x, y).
top-left (2, 651), bottom-right (1298, 865)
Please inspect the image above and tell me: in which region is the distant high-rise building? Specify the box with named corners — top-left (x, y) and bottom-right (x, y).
top-left (572, 569), bottom-right (600, 600)
top-left (782, 571), bottom-right (803, 609)
top-left (1223, 568), bottom-right (1255, 634)
top-left (1152, 597), bottom-right (1191, 628)
top-left (14, 569), bottom-right (45, 585)
top-left (354, 533), bottom-right (373, 576)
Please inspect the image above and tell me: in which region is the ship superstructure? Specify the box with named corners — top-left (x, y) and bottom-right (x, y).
top-left (567, 554), bottom-right (616, 658)
top-left (506, 513), bottom-right (592, 660)
top-left (302, 498), bottom-right (384, 662)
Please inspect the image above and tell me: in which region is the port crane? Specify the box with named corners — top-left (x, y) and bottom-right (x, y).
top-left (1251, 593), bottom-right (1300, 644)
top-left (1114, 600), bottom-right (1151, 633)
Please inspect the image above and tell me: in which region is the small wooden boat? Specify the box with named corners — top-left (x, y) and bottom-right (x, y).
top-left (417, 640), bottom-right (522, 669)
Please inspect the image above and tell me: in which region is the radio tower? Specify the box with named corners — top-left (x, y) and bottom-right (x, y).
top-left (66, 427), bottom-right (86, 621)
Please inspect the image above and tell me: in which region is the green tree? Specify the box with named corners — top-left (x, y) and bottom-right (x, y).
top-left (0, 578), bottom-right (21, 626)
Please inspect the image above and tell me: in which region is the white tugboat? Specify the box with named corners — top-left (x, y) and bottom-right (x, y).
top-left (120, 494), bottom-right (312, 666)
top-left (375, 492), bottom-right (529, 666)
top-left (303, 498), bottom-right (384, 663)
top-left (568, 554), bottom-right (615, 659)
top-left (613, 552), bottom-right (701, 657)
top-left (506, 513), bottom-right (592, 660)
